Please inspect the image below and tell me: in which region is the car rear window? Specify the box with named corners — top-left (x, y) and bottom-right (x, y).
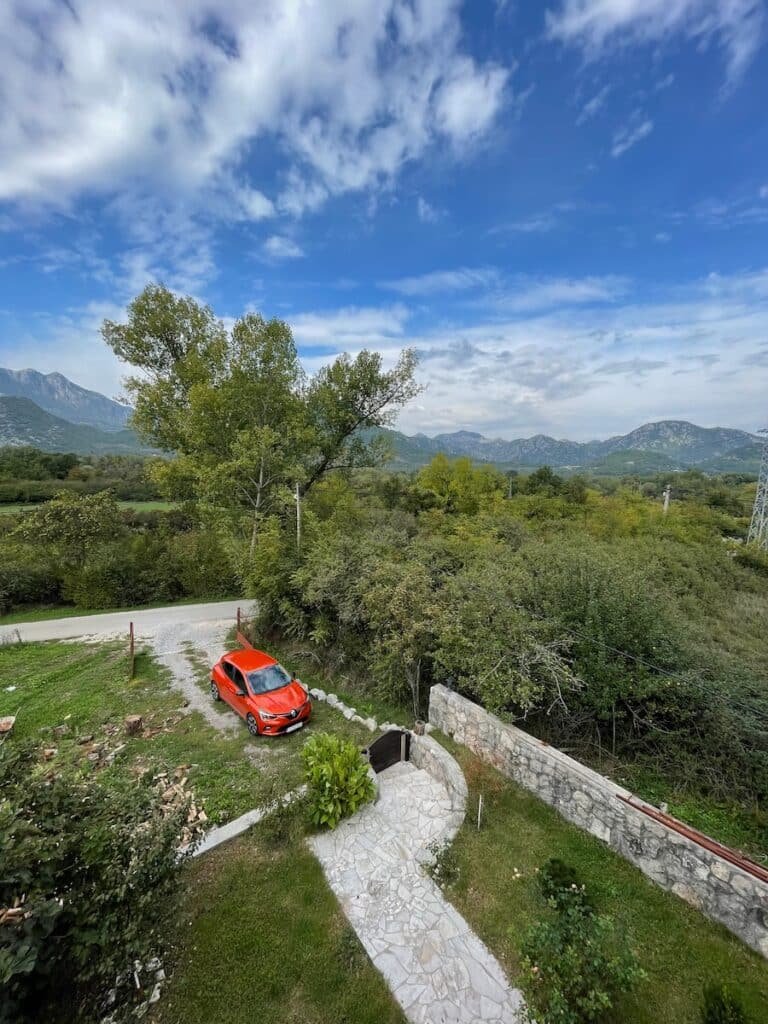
top-left (247, 663), bottom-right (292, 695)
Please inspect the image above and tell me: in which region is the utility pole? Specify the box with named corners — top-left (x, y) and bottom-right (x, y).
top-left (662, 484), bottom-right (671, 515)
top-left (748, 429), bottom-right (768, 551)
top-left (295, 482), bottom-right (302, 554)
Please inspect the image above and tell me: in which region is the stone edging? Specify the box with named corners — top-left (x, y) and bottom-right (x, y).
top-left (409, 733), bottom-right (467, 843)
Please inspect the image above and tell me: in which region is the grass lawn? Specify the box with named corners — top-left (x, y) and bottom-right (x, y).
top-left (0, 638), bottom-right (373, 824)
top-left (151, 824), bottom-right (405, 1024)
top-left (435, 736), bottom-right (768, 1024)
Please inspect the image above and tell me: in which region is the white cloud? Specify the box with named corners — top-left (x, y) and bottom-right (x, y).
top-left (760, 185), bottom-right (768, 199)
top-left (0, 0), bottom-right (512, 218)
top-left (260, 235), bottom-right (305, 264)
top-left (417, 196), bottom-right (442, 223)
top-left (433, 57), bottom-right (509, 146)
top-left (576, 85), bottom-right (611, 125)
top-left (9, 267), bottom-right (768, 440)
top-left (546, 0), bottom-right (764, 87)
top-left (655, 232), bottom-right (671, 242)
top-left (611, 116), bottom-right (653, 157)
top-left (491, 275), bottom-right (628, 312)
top-left (382, 267), bottom-right (501, 296)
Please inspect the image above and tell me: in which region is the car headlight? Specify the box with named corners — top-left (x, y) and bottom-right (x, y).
top-left (258, 709), bottom-right (278, 721)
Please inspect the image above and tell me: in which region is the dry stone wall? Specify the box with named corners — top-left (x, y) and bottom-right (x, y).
top-left (429, 684), bottom-right (768, 958)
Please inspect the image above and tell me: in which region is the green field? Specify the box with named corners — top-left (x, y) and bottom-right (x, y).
top-left (0, 499), bottom-right (176, 515)
top-left (0, 638), bottom-right (372, 824)
top-left (435, 736), bottom-right (768, 1024)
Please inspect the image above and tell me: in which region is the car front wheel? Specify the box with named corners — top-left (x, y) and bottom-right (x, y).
top-left (246, 713), bottom-right (260, 737)
top-left (210, 680), bottom-right (220, 701)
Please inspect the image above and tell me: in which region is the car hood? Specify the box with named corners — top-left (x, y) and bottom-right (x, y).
top-left (252, 680), bottom-right (308, 713)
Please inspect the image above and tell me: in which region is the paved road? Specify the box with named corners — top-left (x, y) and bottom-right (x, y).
top-left (0, 600), bottom-right (249, 643)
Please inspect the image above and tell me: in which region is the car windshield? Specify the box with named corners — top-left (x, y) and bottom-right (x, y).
top-left (247, 663), bottom-right (292, 695)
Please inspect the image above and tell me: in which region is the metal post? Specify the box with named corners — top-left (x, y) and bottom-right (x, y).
top-left (295, 482), bottom-right (302, 554)
top-left (128, 622), bottom-right (135, 680)
top-left (748, 429), bottom-right (768, 551)
top-left (477, 793), bottom-right (483, 831)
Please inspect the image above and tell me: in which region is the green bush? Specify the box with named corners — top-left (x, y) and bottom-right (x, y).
top-left (701, 984), bottom-right (750, 1024)
top-left (520, 868), bottom-right (645, 1024)
top-left (302, 733), bottom-right (375, 830)
top-left (537, 858), bottom-right (592, 912)
top-left (0, 743), bottom-right (189, 1023)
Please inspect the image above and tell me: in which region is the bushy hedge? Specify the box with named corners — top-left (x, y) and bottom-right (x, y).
top-left (0, 744), bottom-right (188, 1024)
top-left (302, 733), bottom-right (375, 829)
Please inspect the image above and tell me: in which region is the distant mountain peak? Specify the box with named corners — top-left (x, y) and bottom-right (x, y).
top-left (0, 367), bottom-right (131, 432)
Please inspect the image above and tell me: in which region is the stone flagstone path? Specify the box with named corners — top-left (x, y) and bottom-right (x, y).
top-left (310, 760), bottom-right (525, 1024)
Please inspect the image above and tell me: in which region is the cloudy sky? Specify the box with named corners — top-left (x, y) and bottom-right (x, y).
top-left (0, 0), bottom-right (767, 440)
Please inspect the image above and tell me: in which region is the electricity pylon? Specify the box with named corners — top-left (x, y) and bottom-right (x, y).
top-left (748, 429), bottom-right (768, 551)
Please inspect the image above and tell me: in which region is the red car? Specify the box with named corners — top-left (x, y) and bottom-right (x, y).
top-left (210, 648), bottom-right (311, 737)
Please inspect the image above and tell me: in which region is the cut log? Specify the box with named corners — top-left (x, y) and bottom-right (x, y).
top-left (124, 715), bottom-right (143, 736)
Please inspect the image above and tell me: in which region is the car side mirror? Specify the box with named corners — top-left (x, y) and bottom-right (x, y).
top-left (235, 688), bottom-right (246, 697)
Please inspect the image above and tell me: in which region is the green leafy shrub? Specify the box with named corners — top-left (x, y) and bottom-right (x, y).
top-left (0, 743), bottom-right (189, 1024)
top-left (302, 733), bottom-right (375, 829)
top-left (426, 840), bottom-right (460, 889)
top-left (537, 858), bottom-right (592, 912)
top-left (520, 868), bottom-right (645, 1024)
top-left (701, 984), bottom-right (750, 1024)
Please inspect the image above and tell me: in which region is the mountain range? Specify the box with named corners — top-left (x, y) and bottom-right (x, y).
top-left (0, 367), bottom-right (762, 473)
top-left (0, 367), bottom-right (131, 431)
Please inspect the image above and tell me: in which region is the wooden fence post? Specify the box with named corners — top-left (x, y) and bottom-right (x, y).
top-left (128, 621), bottom-right (135, 680)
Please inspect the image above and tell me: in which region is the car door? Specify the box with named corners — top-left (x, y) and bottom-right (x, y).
top-left (218, 659), bottom-right (247, 716)
top-left (228, 666), bottom-right (251, 719)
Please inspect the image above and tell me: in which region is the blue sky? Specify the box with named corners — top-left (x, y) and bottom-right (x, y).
top-left (0, 0), bottom-right (767, 440)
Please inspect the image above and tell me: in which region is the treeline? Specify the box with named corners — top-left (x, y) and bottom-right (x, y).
top-left (0, 492), bottom-right (235, 613)
top-left (251, 458), bottom-right (767, 813)
top-left (0, 446), bottom-right (161, 503)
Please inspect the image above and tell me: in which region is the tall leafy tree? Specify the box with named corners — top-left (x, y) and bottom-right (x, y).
top-left (102, 285), bottom-right (420, 552)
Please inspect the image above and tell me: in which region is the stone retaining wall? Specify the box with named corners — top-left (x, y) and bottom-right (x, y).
top-left (410, 733), bottom-right (467, 841)
top-left (429, 684), bottom-right (768, 958)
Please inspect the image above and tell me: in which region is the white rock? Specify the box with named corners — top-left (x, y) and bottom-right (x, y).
top-left (364, 718), bottom-right (377, 732)
top-left (326, 693), bottom-right (339, 706)
top-left (424, 723), bottom-right (435, 734)
top-left (309, 687), bottom-right (326, 701)
top-left (342, 707), bottom-right (355, 720)
top-left (351, 714), bottom-right (366, 725)
top-left (148, 984), bottom-right (162, 1005)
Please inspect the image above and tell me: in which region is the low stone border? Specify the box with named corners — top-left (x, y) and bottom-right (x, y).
top-left (183, 786), bottom-right (307, 859)
top-left (409, 733), bottom-right (467, 842)
top-left (430, 683), bottom-right (768, 959)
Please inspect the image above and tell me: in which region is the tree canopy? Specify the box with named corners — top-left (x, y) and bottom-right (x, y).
top-left (102, 285), bottom-right (420, 549)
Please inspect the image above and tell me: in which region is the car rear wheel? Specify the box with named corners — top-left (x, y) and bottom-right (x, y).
top-left (210, 680), bottom-right (220, 701)
top-left (246, 713), bottom-right (260, 737)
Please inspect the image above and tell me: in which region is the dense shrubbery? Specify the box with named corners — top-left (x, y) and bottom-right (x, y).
top-left (249, 460), bottom-right (768, 811)
top-left (302, 733), bottom-right (376, 829)
top-left (0, 743), bottom-right (187, 1023)
top-left (0, 492), bottom-right (236, 614)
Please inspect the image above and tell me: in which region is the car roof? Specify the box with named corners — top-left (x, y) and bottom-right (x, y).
top-left (225, 648), bottom-right (278, 672)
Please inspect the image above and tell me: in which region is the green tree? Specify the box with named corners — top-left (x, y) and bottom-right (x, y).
top-left (13, 491), bottom-right (124, 567)
top-left (102, 285), bottom-right (420, 553)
